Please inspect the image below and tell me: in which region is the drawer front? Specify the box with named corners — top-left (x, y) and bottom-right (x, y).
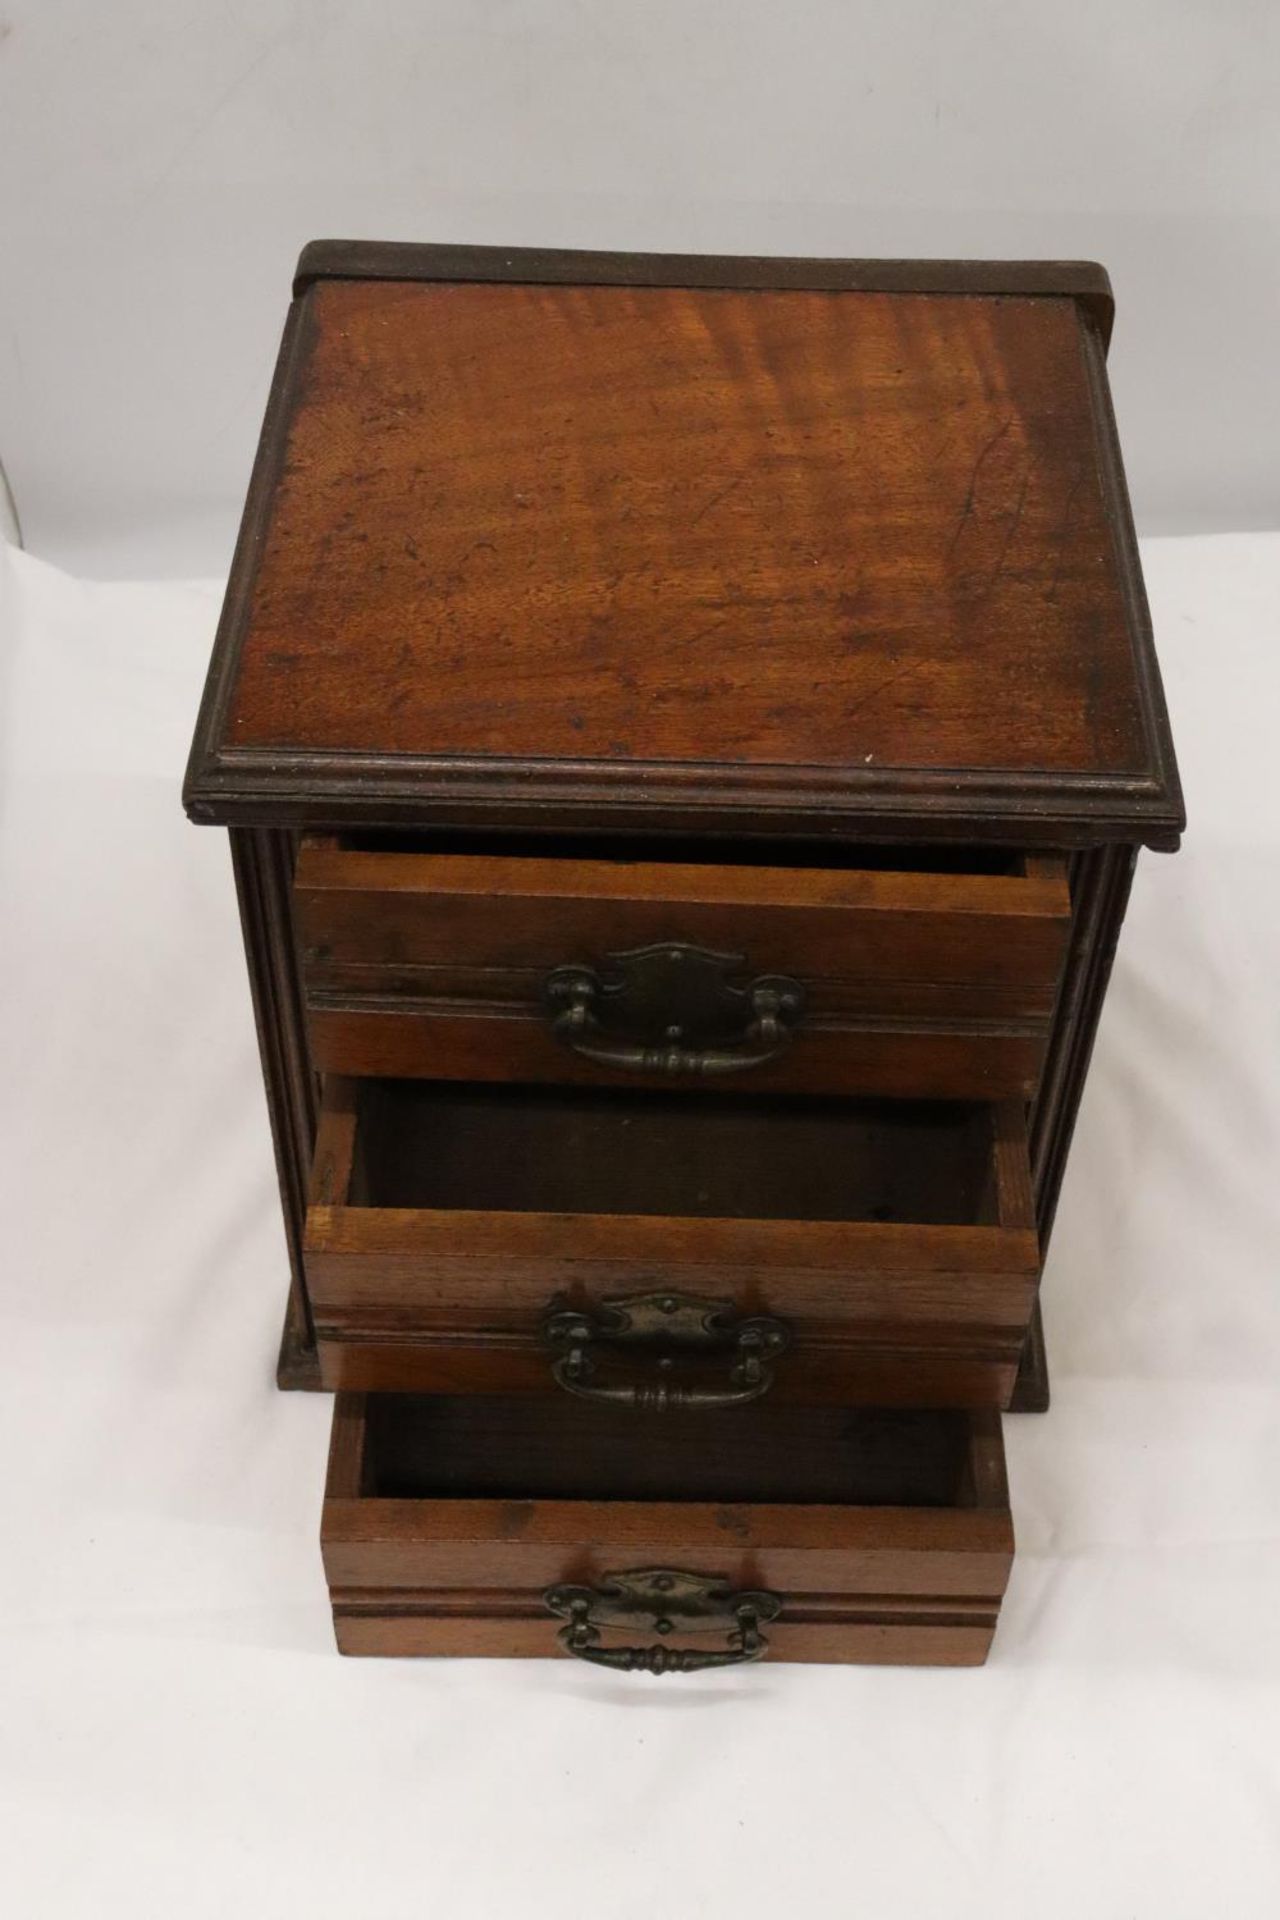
top-left (295, 843), bottom-right (1070, 1101)
top-left (305, 1079), bottom-right (1040, 1410)
top-left (322, 1395), bottom-right (1014, 1666)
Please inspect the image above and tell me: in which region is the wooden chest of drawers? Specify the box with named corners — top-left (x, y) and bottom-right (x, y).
top-left (185, 242), bottom-right (1182, 1671)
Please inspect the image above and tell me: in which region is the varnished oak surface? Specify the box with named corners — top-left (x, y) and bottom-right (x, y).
top-left (185, 247), bottom-right (1182, 846)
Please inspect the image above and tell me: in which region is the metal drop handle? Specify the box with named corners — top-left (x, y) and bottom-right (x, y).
top-left (544, 942), bottom-right (804, 1078)
top-left (545, 1570), bottom-right (781, 1673)
top-left (553, 1599), bottom-right (769, 1672)
top-left (544, 1292), bottom-right (790, 1411)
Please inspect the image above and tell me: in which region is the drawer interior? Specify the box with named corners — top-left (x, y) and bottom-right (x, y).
top-left (329, 827), bottom-right (1032, 875)
top-left (347, 1080), bottom-right (1009, 1227)
top-left (359, 1393), bottom-right (996, 1508)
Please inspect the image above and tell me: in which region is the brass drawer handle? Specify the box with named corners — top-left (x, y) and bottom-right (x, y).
top-left (544, 1290), bottom-right (790, 1410)
top-left (545, 1569), bottom-right (781, 1673)
top-left (545, 942), bottom-right (804, 1077)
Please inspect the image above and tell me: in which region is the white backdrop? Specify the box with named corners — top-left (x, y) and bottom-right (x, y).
top-left (2, 0), bottom-right (1279, 575)
top-left (2, 533), bottom-right (1279, 1917)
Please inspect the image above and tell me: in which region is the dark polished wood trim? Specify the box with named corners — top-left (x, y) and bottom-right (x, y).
top-left (1010, 842), bottom-right (1138, 1411)
top-left (1010, 1301), bottom-right (1050, 1414)
top-left (1076, 323), bottom-right (1184, 839)
top-left (277, 1288), bottom-right (321, 1392)
top-left (189, 751), bottom-right (1181, 849)
top-left (292, 240), bottom-right (1116, 343)
top-left (229, 827), bottom-right (323, 1390)
top-left (1029, 844), bottom-right (1137, 1243)
top-left (182, 301), bottom-right (318, 830)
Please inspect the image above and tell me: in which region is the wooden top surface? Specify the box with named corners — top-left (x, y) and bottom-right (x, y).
top-left (185, 245), bottom-right (1182, 846)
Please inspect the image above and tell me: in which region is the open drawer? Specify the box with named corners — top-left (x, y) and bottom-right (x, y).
top-left (305, 1077), bottom-right (1040, 1409)
top-left (294, 839), bottom-right (1070, 1101)
top-left (322, 1393), bottom-right (1014, 1666)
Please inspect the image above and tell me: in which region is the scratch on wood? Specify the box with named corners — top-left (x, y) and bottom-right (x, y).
top-left (841, 656), bottom-right (924, 721)
top-left (1043, 464), bottom-right (1089, 604)
top-left (978, 464), bottom-right (1030, 600)
top-left (948, 416), bottom-right (1014, 556)
top-left (690, 476), bottom-right (743, 526)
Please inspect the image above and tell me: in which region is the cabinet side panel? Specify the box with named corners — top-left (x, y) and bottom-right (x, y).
top-left (229, 826), bottom-right (322, 1387)
top-left (1012, 842), bottom-right (1137, 1409)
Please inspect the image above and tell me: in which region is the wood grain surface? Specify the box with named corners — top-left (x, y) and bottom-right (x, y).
top-left (232, 282), bottom-right (1140, 773)
top-left (183, 251), bottom-right (1182, 846)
